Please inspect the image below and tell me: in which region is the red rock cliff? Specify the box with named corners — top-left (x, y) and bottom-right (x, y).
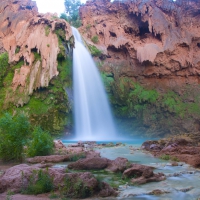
top-left (0, 0), bottom-right (72, 106)
top-left (80, 0), bottom-right (200, 88)
top-left (79, 0), bottom-right (200, 136)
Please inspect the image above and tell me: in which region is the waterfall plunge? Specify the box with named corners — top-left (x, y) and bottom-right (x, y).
top-left (72, 27), bottom-right (116, 141)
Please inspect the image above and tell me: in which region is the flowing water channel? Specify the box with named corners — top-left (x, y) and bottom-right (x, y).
top-left (72, 27), bottom-right (116, 141)
top-left (98, 144), bottom-right (200, 200)
top-left (55, 141), bottom-right (200, 200)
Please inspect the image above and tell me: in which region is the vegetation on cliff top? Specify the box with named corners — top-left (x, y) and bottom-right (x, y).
top-left (61, 0), bottom-right (82, 28)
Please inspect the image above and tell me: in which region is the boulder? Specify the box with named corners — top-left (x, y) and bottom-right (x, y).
top-left (98, 182), bottom-right (118, 197)
top-left (0, 164), bottom-right (38, 193)
top-left (68, 157), bottom-right (109, 170)
top-left (106, 157), bottom-right (129, 172)
top-left (86, 151), bottom-right (101, 158)
top-left (141, 141), bottom-right (159, 151)
top-left (0, 193), bottom-right (50, 200)
top-left (174, 138), bottom-right (189, 146)
top-left (54, 140), bottom-right (67, 150)
top-left (54, 140), bottom-right (85, 155)
top-left (0, 164), bottom-right (117, 198)
top-left (178, 154), bottom-right (200, 168)
top-left (123, 164), bottom-right (154, 179)
top-left (161, 145), bottom-right (177, 152)
top-left (27, 153), bottom-right (86, 163)
top-left (0, 164), bottom-right (69, 193)
top-left (68, 143), bottom-right (84, 147)
top-left (123, 164), bottom-right (165, 185)
top-left (63, 172), bottom-right (117, 198)
top-left (171, 162), bottom-right (179, 166)
top-left (149, 144), bottom-right (161, 151)
top-left (131, 172), bottom-right (166, 185)
top-left (66, 172), bottom-right (99, 190)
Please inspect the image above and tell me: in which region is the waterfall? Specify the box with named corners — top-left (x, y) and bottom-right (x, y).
top-left (72, 27), bottom-right (116, 141)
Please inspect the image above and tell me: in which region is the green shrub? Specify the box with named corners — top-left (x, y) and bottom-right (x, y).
top-left (22, 169), bottom-right (54, 194)
top-left (159, 154), bottom-right (170, 160)
top-left (0, 113), bottom-right (31, 161)
top-left (132, 83), bottom-right (158, 103)
top-left (55, 29), bottom-right (66, 41)
top-left (69, 153), bottom-right (86, 161)
top-left (171, 156), bottom-right (179, 162)
top-left (49, 192), bottom-right (59, 199)
top-left (91, 35), bottom-right (99, 44)
top-left (28, 126), bottom-right (54, 157)
top-left (15, 46), bottom-right (20, 54)
top-left (88, 45), bottom-right (102, 57)
top-left (45, 25), bottom-right (50, 36)
top-left (86, 24), bottom-right (91, 31)
top-left (62, 177), bottom-right (93, 198)
top-left (0, 52), bottom-right (9, 84)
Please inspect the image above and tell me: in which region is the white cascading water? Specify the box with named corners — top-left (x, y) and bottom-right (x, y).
top-left (72, 27), bottom-right (116, 141)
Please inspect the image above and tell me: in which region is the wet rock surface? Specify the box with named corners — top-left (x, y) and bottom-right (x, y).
top-left (68, 157), bottom-right (109, 170)
top-left (142, 138), bottom-right (200, 167)
top-left (0, 164), bottom-right (117, 198)
top-left (26, 153), bottom-right (86, 164)
top-left (122, 164), bottom-right (165, 185)
top-left (106, 157), bottom-right (130, 173)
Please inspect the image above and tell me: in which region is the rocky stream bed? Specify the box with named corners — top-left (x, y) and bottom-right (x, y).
top-left (0, 139), bottom-right (200, 200)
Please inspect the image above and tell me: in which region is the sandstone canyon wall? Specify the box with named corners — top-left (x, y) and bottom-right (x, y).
top-left (79, 0), bottom-right (200, 137)
top-left (0, 0), bottom-right (73, 134)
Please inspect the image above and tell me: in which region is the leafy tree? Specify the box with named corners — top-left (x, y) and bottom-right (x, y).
top-left (28, 126), bottom-right (54, 157)
top-left (0, 113), bottom-right (31, 161)
top-left (63, 0), bottom-right (82, 27)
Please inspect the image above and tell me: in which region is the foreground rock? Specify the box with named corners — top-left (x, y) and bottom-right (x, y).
top-left (65, 172), bottom-right (117, 198)
top-left (142, 138), bottom-right (200, 168)
top-left (54, 140), bottom-right (85, 155)
top-left (106, 157), bottom-right (130, 173)
top-left (123, 164), bottom-right (165, 185)
top-left (0, 164), bottom-right (117, 198)
top-left (67, 156), bottom-right (165, 185)
top-left (0, 193), bottom-right (50, 200)
top-left (68, 157), bottom-right (130, 172)
top-left (27, 153), bottom-right (86, 163)
top-left (0, 164), bottom-right (66, 193)
top-left (68, 157), bottom-right (109, 170)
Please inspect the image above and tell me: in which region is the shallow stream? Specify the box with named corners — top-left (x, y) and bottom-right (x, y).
top-left (58, 141), bottom-right (200, 200)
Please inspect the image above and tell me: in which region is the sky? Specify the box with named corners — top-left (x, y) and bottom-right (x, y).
top-left (35, 0), bottom-right (86, 16)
